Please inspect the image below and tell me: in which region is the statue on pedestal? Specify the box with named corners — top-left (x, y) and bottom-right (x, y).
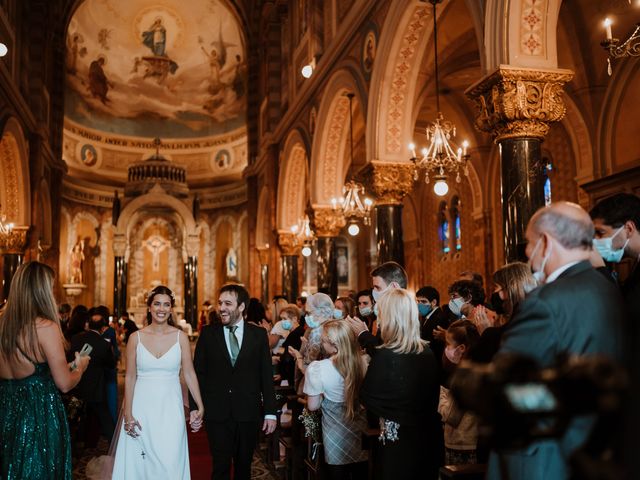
top-left (69, 239), bottom-right (85, 284)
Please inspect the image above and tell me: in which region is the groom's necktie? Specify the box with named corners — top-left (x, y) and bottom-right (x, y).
top-left (227, 325), bottom-right (240, 366)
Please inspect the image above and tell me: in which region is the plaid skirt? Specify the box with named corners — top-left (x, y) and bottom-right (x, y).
top-left (321, 398), bottom-right (368, 465)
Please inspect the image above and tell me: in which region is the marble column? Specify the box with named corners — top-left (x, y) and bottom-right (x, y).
top-left (311, 208), bottom-right (344, 299)
top-left (0, 226), bottom-right (29, 302)
top-left (278, 233), bottom-right (299, 302)
top-left (466, 66), bottom-right (574, 262)
top-left (112, 236), bottom-right (128, 321)
top-left (184, 235), bottom-right (200, 329)
top-left (363, 162), bottom-right (414, 267)
top-left (257, 247), bottom-right (270, 305)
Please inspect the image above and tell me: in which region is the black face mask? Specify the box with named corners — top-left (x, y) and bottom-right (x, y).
top-left (490, 292), bottom-right (506, 315)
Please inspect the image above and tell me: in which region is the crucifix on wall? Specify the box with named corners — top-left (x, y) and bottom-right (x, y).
top-left (144, 234), bottom-right (170, 271)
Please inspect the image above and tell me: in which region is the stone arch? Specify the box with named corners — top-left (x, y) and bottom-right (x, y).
top-left (0, 117), bottom-right (30, 225)
top-left (277, 129), bottom-right (309, 231)
top-left (484, 0), bottom-right (563, 72)
top-left (561, 94), bottom-right (595, 185)
top-left (114, 191), bottom-right (198, 257)
top-left (69, 210), bottom-right (100, 254)
top-left (256, 187), bottom-right (272, 249)
top-left (311, 69), bottom-right (366, 205)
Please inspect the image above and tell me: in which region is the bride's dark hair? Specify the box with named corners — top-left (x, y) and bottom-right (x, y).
top-left (146, 285), bottom-right (176, 326)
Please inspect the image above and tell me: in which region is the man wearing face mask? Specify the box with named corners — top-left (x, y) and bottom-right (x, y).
top-left (356, 289), bottom-right (376, 330)
top-left (486, 202), bottom-right (625, 480)
top-left (346, 262), bottom-right (408, 354)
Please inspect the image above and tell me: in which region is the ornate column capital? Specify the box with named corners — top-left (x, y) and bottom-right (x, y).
top-left (465, 65), bottom-right (574, 142)
top-left (185, 234), bottom-right (200, 258)
top-left (363, 161), bottom-right (415, 206)
top-left (113, 234), bottom-right (128, 257)
top-left (278, 232), bottom-right (300, 256)
top-left (256, 246), bottom-right (270, 265)
top-left (311, 207), bottom-right (345, 237)
top-left (0, 226), bottom-right (29, 254)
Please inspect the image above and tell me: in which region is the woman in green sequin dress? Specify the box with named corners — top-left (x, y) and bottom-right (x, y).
top-left (0, 262), bottom-right (90, 480)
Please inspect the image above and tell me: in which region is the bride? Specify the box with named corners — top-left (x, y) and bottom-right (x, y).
top-left (111, 285), bottom-right (204, 479)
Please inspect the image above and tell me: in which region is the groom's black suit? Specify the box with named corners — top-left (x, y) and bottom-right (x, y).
top-left (192, 321), bottom-right (276, 480)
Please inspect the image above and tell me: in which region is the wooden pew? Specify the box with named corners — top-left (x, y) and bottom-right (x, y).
top-left (439, 464), bottom-right (487, 479)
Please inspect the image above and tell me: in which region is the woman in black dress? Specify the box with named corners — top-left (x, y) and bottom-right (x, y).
top-left (360, 288), bottom-right (443, 480)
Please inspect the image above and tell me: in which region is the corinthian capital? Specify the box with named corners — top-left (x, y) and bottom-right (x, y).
top-left (0, 226), bottom-right (29, 254)
top-left (311, 208), bottom-right (345, 237)
top-left (278, 232), bottom-right (299, 256)
top-left (363, 161), bottom-right (414, 206)
top-left (465, 66), bottom-right (574, 142)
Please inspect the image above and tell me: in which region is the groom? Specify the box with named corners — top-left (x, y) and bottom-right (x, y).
top-left (191, 284), bottom-right (277, 480)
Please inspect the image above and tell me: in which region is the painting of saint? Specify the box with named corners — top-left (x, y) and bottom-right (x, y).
top-left (362, 30), bottom-right (377, 73)
top-left (215, 150), bottom-right (231, 169)
top-left (336, 247), bottom-right (348, 284)
top-left (88, 56), bottom-right (113, 104)
top-left (142, 17), bottom-right (167, 57)
top-left (81, 144), bottom-right (98, 166)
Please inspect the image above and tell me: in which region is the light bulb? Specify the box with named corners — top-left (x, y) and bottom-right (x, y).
top-left (301, 245), bottom-right (312, 257)
top-left (301, 64), bottom-right (313, 78)
top-left (0, 43), bottom-right (7, 57)
top-left (433, 179), bottom-right (449, 196)
top-left (348, 223), bottom-right (360, 236)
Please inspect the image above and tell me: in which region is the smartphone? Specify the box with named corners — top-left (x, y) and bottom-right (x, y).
top-left (79, 343), bottom-right (93, 357)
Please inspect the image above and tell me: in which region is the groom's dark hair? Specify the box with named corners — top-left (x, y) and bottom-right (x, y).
top-left (220, 284), bottom-right (250, 312)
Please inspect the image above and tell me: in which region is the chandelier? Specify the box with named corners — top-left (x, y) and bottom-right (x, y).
top-left (331, 93), bottom-right (373, 236)
top-left (291, 215), bottom-right (316, 257)
top-left (409, 0), bottom-right (470, 197)
top-left (0, 205), bottom-right (14, 236)
top-left (601, 15), bottom-right (640, 75)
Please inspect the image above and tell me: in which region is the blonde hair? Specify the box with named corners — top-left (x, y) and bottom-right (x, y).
top-left (321, 320), bottom-right (364, 420)
top-left (280, 304), bottom-right (300, 321)
top-left (306, 292), bottom-right (334, 321)
top-left (0, 262), bottom-right (61, 361)
top-left (270, 297), bottom-right (289, 323)
top-left (377, 288), bottom-right (426, 354)
top-left (335, 296), bottom-right (356, 318)
top-left (492, 262), bottom-right (537, 317)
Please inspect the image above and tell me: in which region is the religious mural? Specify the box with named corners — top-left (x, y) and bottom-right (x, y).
top-left (65, 0), bottom-right (246, 139)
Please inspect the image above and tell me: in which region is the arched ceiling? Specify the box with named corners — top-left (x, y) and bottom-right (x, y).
top-left (62, 0), bottom-right (248, 191)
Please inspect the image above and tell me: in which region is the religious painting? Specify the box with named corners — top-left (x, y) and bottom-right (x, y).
top-left (65, 0), bottom-right (247, 139)
top-left (336, 246), bottom-right (349, 285)
top-left (215, 149), bottom-right (232, 169)
top-left (80, 144), bottom-right (98, 166)
top-left (362, 29), bottom-right (377, 74)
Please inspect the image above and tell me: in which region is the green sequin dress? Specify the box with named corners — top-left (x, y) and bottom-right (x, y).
top-left (0, 362), bottom-right (73, 479)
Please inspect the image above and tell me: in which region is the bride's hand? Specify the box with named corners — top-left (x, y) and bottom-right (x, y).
top-left (124, 415), bottom-right (142, 437)
top-left (190, 409), bottom-right (204, 432)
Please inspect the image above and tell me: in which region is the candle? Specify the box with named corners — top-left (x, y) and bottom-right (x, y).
top-left (604, 18), bottom-right (613, 41)
top-left (409, 143), bottom-right (417, 158)
top-left (462, 140), bottom-right (469, 156)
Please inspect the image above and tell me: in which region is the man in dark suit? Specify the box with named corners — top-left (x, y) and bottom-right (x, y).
top-left (191, 284), bottom-right (277, 480)
top-left (70, 313), bottom-right (116, 447)
top-left (416, 286), bottom-right (449, 364)
top-left (487, 202), bottom-right (625, 480)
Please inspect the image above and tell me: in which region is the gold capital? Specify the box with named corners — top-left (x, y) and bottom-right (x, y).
top-left (278, 232), bottom-right (300, 256)
top-left (363, 162), bottom-right (414, 205)
top-left (311, 208), bottom-right (345, 237)
top-left (0, 226), bottom-right (29, 255)
top-left (465, 66), bottom-right (574, 142)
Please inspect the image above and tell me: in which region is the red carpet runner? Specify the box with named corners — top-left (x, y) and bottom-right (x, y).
top-left (187, 427), bottom-right (213, 479)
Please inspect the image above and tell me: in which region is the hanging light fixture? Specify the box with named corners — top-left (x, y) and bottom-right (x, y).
top-left (601, 14), bottom-right (640, 76)
top-left (291, 215), bottom-right (315, 257)
top-left (0, 204), bottom-right (14, 236)
top-left (409, 0), bottom-right (470, 196)
top-left (331, 93), bottom-right (373, 235)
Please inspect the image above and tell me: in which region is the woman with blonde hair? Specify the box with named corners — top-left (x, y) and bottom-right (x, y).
top-left (334, 296), bottom-right (356, 319)
top-left (360, 288), bottom-right (442, 480)
top-left (303, 320), bottom-right (368, 479)
top-left (472, 262), bottom-right (536, 363)
top-left (0, 262), bottom-right (91, 479)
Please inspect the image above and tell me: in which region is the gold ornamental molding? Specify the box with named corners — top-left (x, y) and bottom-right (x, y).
top-left (278, 232), bottom-right (300, 256)
top-left (363, 162), bottom-right (415, 206)
top-left (0, 226), bottom-right (29, 254)
top-left (465, 66), bottom-right (574, 142)
top-left (311, 207), bottom-right (346, 238)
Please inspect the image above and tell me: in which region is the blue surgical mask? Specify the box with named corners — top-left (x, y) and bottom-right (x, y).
top-left (371, 284), bottom-right (389, 303)
top-left (281, 319), bottom-right (292, 330)
top-left (448, 297), bottom-right (466, 318)
top-left (333, 309), bottom-right (343, 319)
top-left (359, 306), bottom-right (372, 317)
top-left (305, 314), bottom-right (320, 329)
top-left (417, 303), bottom-right (432, 317)
top-left (373, 303), bottom-right (379, 317)
top-left (593, 226), bottom-right (629, 263)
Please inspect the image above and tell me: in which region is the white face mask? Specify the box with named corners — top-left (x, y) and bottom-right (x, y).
top-left (448, 297), bottom-right (466, 318)
top-left (593, 226), bottom-right (629, 263)
top-left (371, 284), bottom-right (389, 303)
top-left (528, 237), bottom-right (552, 284)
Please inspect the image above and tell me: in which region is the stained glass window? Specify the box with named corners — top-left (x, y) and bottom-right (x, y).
top-left (438, 201), bottom-right (450, 254)
top-left (543, 162), bottom-right (553, 206)
top-left (451, 196), bottom-right (461, 251)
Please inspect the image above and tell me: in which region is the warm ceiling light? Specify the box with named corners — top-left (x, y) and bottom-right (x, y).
top-left (0, 43), bottom-right (8, 57)
top-left (301, 245), bottom-right (313, 257)
top-left (433, 178), bottom-right (449, 196)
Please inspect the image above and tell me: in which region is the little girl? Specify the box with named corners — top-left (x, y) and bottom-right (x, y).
top-left (438, 319), bottom-right (480, 465)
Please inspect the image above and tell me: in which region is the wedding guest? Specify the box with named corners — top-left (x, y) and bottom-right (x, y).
top-left (0, 262), bottom-right (90, 479)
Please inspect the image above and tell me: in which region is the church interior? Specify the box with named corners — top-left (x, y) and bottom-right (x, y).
top-left (0, 0), bottom-right (639, 477)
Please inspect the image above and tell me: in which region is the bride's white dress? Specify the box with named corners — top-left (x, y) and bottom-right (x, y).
top-left (112, 331), bottom-right (190, 479)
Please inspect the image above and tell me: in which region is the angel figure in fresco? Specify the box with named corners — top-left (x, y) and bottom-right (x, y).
top-left (200, 46), bottom-right (223, 93)
top-left (69, 239), bottom-right (85, 284)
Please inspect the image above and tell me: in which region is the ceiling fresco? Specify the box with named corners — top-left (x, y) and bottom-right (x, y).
top-left (65, 0), bottom-right (246, 139)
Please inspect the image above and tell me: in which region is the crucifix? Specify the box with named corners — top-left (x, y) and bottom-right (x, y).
top-left (144, 234), bottom-right (170, 271)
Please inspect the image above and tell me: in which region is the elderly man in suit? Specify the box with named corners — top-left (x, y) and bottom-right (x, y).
top-left (487, 201), bottom-right (625, 480)
top-left (191, 284), bottom-right (276, 480)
